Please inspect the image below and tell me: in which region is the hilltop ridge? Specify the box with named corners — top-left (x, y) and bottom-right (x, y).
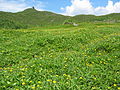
top-left (0, 8), bottom-right (120, 29)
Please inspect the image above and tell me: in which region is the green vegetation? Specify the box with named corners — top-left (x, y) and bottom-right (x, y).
top-left (1, 8), bottom-right (120, 29)
top-left (0, 22), bottom-right (120, 90)
top-left (0, 8), bottom-right (69, 28)
top-left (0, 19), bottom-right (28, 29)
top-left (71, 13), bottom-right (120, 23)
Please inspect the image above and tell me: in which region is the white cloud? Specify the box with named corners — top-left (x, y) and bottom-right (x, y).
top-left (0, 0), bottom-right (29, 12)
top-left (0, 0), bottom-right (44, 12)
top-left (64, 0), bottom-right (94, 16)
top-left (62, 0), bottom-right (120, 16)
top-left (34, 1), bottom-right (45, 11)
top-left (95, 1), bottom-right (120, 15)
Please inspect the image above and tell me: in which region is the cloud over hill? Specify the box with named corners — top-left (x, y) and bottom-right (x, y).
top-left (0, 0), bottom-right (44, 12)
top-left (62, 0), bottom-right (120, 16)
top-left (0, 0), bottom-right (120, 16)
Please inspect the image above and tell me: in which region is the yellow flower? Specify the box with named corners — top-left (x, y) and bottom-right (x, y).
top-left (30, 81), bottom-right (32, 83)
top-left (22, 82), bottom-right (26, 85)
top-left (86, 63), bottom-right (93, 67)
top-left (38, 81), bottom-right (42, 84)
top-left (37, 85), bottom-right (40, 87)
top-left (47, 79), bottom-right (52, 82)
top-left (92, 87), bottom-right (96, 89)
top-left (65, 65), bottom-right (67, 67)
top-left (93, 77), bottom-right (96, 80)
top-left (63, 74), bottom-right (67, 76)
top-left (22, 76), bottom-right (25, 78)
top-left (113, 84), bottom-right (117, 86)
top-left (31, 86), bottom-right (35, 89)
top-left (10, 69), bottom-right (13, 72)
top-left (79, 77), bottom-right (83, 79)
top-left (53, 81), bottom-right (57, 83)
top-left (118, 87), bottom-right (120, 90)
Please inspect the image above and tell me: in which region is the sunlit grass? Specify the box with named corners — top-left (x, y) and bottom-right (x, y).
top-left (0, 23), bottom-right (120, 90)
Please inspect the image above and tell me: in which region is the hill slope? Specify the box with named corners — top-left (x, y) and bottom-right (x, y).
top-left (0, 8), bottom-right (69, 27)
top-left (0, 8), bottom-right (120, 28)
top-left (72, 13), bottom-right (120, 23)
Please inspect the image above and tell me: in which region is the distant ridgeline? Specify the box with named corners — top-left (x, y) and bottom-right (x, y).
top-left (0, 7), bottom-right (120, 29)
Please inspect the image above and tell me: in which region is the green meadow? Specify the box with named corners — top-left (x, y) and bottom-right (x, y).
top-left (0, 23), bottom-right (120, 90)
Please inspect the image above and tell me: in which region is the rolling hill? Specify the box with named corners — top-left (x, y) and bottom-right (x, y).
top-left (0, 8), bottom-right (69, 28)
top-left (0, 8), bottom-right (120, 29)
top-left (71, 13), bottom-right (120, 23)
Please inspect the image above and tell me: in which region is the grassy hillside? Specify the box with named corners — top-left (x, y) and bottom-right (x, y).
top-left (16, 9), bottom-right (69, 26)
top-left (0, 19), bottom-right (28, 29)
top-left (0, 8), bottom-right (120, 29)
top-left (72, 13), bottom-right (120, 23)
top-left (71, 15), bottom-right (96, 22)
top-left (0, 23), bottom-right (120, 90)
top-left (0, 8), bottom-right (69, 28)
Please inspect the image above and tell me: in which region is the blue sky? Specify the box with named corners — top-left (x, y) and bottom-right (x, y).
top-left (0, 0), bottom-right (120, 16)
top-left (39, 0), bottom-right (120, 12)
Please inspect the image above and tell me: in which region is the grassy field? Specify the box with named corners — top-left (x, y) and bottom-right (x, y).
top-left (0, 23), bottom-right (120, 90)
